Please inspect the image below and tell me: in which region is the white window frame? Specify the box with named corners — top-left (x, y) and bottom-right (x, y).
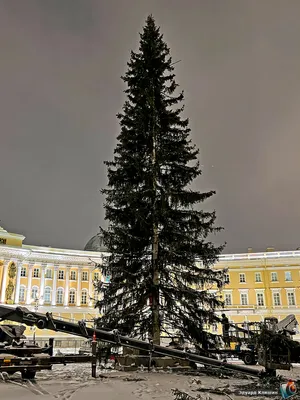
top-left (19, 285), bottom-right (26, 302)
top-left (31, 286), bottom-right (39, 301)
top-left (271, 272), bottom-right (278, 282)
top-left (240, 293), bottom-right (248, 306)
top-left (287, 291), bottom-right (296, 306)
top-left (82, 271), bottom-right (88, 281)
top-left (45, 269), bottom-right (52, 279)
top-left (224, 293), bottom-right (232, 306)
top-left (69, 289), bottom-right (76, 304)
top-left (57, 288), bottom-right (64, 304)
top-left (273, 292), bottom-right (281, 306)
top-left (239, 273), bottom-right (246, 283)
top-left (70, 271), bottom-right (76, 280)
top-left (256, 292), bottom-right (265, 306)
top-left (44, 287), bottom-right (51, 303)
top-left (33, 268), bottom-right (40, 278)
top-left (81, 290), bottom-right (88, 305)
top-left (255, 272), bottom-right (262, 282)
top-left (285, 271), bottom-right (292, 282)
top-left (20, 267), bottom-right (26, 277)
top-left (58, 270), bottom-right (65, 280)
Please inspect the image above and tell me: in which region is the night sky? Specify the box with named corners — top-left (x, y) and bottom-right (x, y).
top-left (1, 0), bottom-right (300, 254)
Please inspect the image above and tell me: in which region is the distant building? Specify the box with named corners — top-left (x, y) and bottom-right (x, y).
top-left (0, 225), bottom-right (300, 347)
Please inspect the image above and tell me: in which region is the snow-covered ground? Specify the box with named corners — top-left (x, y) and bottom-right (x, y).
top-left (0, 362), bottom-right (299, 399)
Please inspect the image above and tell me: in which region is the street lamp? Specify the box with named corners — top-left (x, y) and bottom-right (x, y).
top-left (31, 296), bottom-right (43, 344)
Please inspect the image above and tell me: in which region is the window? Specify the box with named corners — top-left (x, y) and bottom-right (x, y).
top-left (44, 287), bottom-right (51, 303)
top-left (20, 267), bottom-right (26, 277)
top-left (33, 268), bottom-right (39, 278)
top-left (69, 290), bottom-right (76, 304)
top-left (273, 292), bottom-right (281, 306)
top-left (58, 270), bottom-right (64, 280)
top-left (82, 271), bottom-right (88, 281)
top-left (57, 288), bottom-right (64, 304)
top-left (45, 269), bottom-right (52, 279)
top-left (255, 273), bottom-right (262, 282)
top-left (94, 272), bottom-right (99, 281)
top-left (239, 273), bottom-right (246, 283)
top-left (240, 293), bottom-right (248, 306)
top-left (212, 323), bottom-right (218, 332)
top-left (70, 271), bottom-right (76, 280)
top-left (31, 287), bottom-right (39, 300)
top-left (287, 292), bottom-right (296, 306)
top-left (285, 271), bottom-right (292, 282)
top-left (271, 272), bottom-right (278, 282)
top-left (256, 293), bottom-right (264, 306)
top-left (224, 293), bottom-right (232, 306)
top-left (19, 286), bottom-right (25, 302)
top-left (81, 290), bottom-right (87, 305)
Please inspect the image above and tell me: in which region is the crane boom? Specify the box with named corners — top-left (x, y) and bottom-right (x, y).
top-left (0, 305), bottom-right (261, 377)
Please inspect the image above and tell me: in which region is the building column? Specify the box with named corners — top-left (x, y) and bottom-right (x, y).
top-left (26, 263), bottom-right (34, 304)
top-left (14, 262), bottom-right (23, 304)
top-left (0, 260), bottom-right (9, 303)
top-left (76, 267), bottom-right (82, 306)
top-left (39, 264), bottom-right (46, 305)
top-left (88, 270), bottom-right (93, 306)
top-left (64, 266), bottom-right (70, 306)
top-left (51, 265), bottom-right (58, 306)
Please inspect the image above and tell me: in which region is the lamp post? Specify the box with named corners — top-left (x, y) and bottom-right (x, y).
top-left (31, 296), bottom-right (43, 344)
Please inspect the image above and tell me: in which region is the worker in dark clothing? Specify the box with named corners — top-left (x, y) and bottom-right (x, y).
top-left (221, 313), bottom-right (230, 348)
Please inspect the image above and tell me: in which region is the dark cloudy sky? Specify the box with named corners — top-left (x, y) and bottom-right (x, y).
top-left (1, 0), bottom-right (300, 254)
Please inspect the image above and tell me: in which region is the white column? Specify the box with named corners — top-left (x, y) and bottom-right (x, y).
top-left (76, 267), bottom-right (82, 306)
top-left (51, 265), bottom-right (58, 306)
top-left (88, 270), bottom-right (93, 306)
top-left (64, 266), bottom-right (70, 306)
top-left (14, 262), bottom-right (23, 304)
top-left (0, 260), bottom-right (9, 303)
top-left (39, 264), bottom-right (46, 305)
top-left (26, 263), bottom-right (34, 304)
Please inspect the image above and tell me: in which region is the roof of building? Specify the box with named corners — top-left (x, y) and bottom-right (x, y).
top-left (84, 233), bottom-right (107, 252)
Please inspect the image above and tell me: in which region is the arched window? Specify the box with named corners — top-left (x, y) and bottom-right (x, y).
top-left (44, 287), bottom-right (51, 303)
top-left (81, 290), bottom-right (87, 305)
top-left (19, 286), bottom-right (26, 302)
top-left (31, 286), bottom-right (39, 301)
top-left (57, 288), bottom-right (64, 304)
top-left (69, 289), bottom-right (76, 304)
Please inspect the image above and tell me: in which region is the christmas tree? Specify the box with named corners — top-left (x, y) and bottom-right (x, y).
top-left (96, 15), bottom-right (225, 345)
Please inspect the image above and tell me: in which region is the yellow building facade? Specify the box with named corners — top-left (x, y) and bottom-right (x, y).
top-left (1, 225), bottom-right (300, 346)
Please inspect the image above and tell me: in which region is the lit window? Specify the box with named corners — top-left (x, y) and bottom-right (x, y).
top-left (57, 288), bottom-right (64, 304)
top-left (256, 293), bottom-right (264, 306)
top-left (45, 269), bottom-right (52, 279)
top-left (33, 268), bottom-right (39, 278)
top-left (19, 286), bottom-right (25, 302)
top-left (69, 290), bottom-right (76, 304)
top-left (271, 272), bottom-right (278, 282)
top-left (44, 287), bottom-right (51, 303)
top-left (20, 267), bottom-right (26, 277)
top-left (70, 271), bottom-right (76, 280)
top-left (224, 293), bottom-right (232, 306)
top-left (255, 273), bottom-right (262, 282)
top-left (82, 272), bottom-right (88, 281)
top-left (285, 271), bottom-right (292, 282)
top-left (239, 273), bottom-right (246, 283)
top-left (81, 291), bottom-right (87, 305)
top-left (273, 292), bottom-right (281, 306)
top-left (31, 287), bottom-right (39, 300)
top-left (240, 293), bottom-right (248, 306)
top-left (287, 292), bottom-right (296, 306)
top-left (58, 270), bottom-right (64, 280)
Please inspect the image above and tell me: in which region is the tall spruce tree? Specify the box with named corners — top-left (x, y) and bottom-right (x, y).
top-left (96, 16), bottom-right (225, 345)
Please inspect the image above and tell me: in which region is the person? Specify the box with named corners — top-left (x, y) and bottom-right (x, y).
top-left (221, 313), bottom-right (230, 347)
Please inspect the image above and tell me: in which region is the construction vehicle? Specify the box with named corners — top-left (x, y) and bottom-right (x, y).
top-left (0, 305), bottom-right (299, 378)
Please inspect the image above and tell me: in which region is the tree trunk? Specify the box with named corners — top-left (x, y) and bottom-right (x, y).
top-left (151, 83), bottom-right (160, 345)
